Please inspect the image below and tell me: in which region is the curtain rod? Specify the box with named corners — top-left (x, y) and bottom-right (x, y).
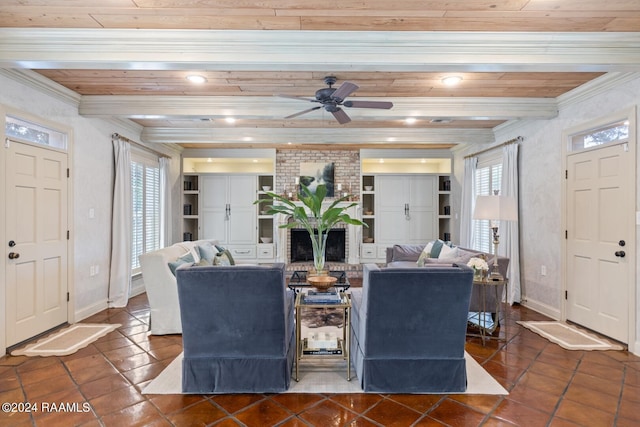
top-left (465, 136), bottom-right (523, 159)
top-left (111, 133), bottom-right (169, 159)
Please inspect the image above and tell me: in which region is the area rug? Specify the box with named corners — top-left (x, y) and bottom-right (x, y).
top-left (142, 351), bottom-right (508, 395)
top-left (11, 323), bottom-right (121, 357)
top-left (517, 321), bottom-right (624, 351)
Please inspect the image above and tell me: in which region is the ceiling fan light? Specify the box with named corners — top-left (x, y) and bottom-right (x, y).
top-left (186, 74), bottom-right (207, 84)
top-left (225, 117), bottom-right (236, 124)
top-left (442, 76), bottom-right (463, 86)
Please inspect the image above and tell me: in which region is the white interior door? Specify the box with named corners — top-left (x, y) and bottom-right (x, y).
top-left (566, 143), bottom-right (632, 343)
top-left (5, 141), bottom-right (68, 346)
top-left (406, 175), bottom-right (437, 244)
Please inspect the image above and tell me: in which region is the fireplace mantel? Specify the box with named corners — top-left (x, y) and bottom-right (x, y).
top-left (274, 202), bottom-right (361, 265)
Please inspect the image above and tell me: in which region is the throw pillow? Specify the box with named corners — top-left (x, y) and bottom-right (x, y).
top-left (429, 239), bottom-right (446, 258)
top-left (214, 245), bottom-right (235, 266)
top-left (416, 241), bottom-right (434, 266)
top-left (438, 244), bottom-right (458, 259)
top-left (197, 242), bottom-right (216, 264)
top-left (168, 252), bottom-right (195, 276)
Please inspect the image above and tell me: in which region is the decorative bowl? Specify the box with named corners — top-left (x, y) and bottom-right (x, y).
top-left (307, 275), bottom-right (337, 292)
top-left (262, 185), bottom-right (271, 191)
top-left (260, 237), bottom-right (273, 243)
top-left (364, 210), bottom-right (373, 215)
top-left (364, 185), bottom-right (373, 191)
top-left (363, 237), bottom-right (374, 243)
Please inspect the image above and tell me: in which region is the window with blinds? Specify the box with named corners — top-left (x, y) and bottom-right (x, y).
top-left (131, 155), bottom-right (161, 272)
top-left (473, 163), bottom-right (502, 254)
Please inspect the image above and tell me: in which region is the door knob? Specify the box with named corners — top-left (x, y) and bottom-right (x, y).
top-left (8, 240), bottom-right (16, 247)
top-left (8, 252), bottom-right (20, 259)
top-left (615, 251), bottom-right (626, 258)
top-left (619, 240), bottom-right (626, 247)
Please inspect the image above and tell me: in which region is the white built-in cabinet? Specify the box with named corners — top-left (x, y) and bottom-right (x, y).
top-left (360, 173), bottom-right (450, 262)
top-left (182, 173), bottom-right (276, 261)
top-left (376, 175), bottom-right (438, 244)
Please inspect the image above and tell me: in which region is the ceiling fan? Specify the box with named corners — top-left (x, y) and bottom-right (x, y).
top-left (277, 76), bottom-right (393, 124)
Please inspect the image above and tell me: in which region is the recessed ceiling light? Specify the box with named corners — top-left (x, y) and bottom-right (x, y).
top-left (405, 117), bottom-right (417, 125)
top-left (243, 137), bottom-right (253, 142)
top-left (379, 159), bottom-right (385, 164)
top-left (386, 137), bottom-right (397, 142)
top-left (225, 117), bottom-right (236, 124)
top-left (207, 158), bottom-right (213, 163)
top-left (442, 76), bottom-right (463, 86)
top-left (186, 74), bottom-right (207, 84)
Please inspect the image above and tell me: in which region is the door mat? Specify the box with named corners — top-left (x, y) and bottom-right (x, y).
top-left (11, 323), bottom-right (121, 357)
top-left (517, 321), bottom-right (624, 351)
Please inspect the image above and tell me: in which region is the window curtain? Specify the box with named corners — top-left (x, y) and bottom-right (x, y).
top-left (108, 137), bottom-right (132, 308)
top-left (501, 143), bottom-right (521, 304)
top-left (159, 157), bottom-right (172, 247)
top-left (459, 156), bottom-right (477, 247)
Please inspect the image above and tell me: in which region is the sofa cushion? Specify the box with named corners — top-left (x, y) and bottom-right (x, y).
top-left (197, 242), bottom-right (217, 264)
top-left (391, 244), bottom-right (425, 262)
top-left (168, 251), bottom-right (196, 276)
top-left (437, 243), bottom-right (458, 259)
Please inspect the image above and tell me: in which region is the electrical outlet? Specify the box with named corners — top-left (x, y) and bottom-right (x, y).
top-left (90, 265), bottom-right (96, 276)
top-left (94, 265), bottom-right (99, 275)
top-left (541, 265), bottom-right (547, 276)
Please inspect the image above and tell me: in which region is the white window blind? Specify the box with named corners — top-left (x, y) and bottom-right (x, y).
top-left (131, 153), bottom-right (161, 272)
top-left (472, 162), bottom-right (502, 254)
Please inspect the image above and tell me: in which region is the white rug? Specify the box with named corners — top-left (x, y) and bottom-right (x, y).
top-left (142, 351), bottom-right (508, 395)
top-left (517, 321), bottom-right (624, 351)
top-left (11, 323), bottom-right (121, 357)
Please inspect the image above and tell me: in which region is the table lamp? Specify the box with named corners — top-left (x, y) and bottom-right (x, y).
top-left (473, 191), bottom-right (518, 281)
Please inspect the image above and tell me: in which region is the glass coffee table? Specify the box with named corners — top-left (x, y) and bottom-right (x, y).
top-left (294, 290), bottom-right (351, 381)
top-left (288, 270), bottom-right (350, 293)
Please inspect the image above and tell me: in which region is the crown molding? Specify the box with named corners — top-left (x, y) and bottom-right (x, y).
top-left (2, 29), bottom-right (640, 72)
top-left (557, 72), bottom-right (640, 109)
top-left (0, 69), bottom-right (80, 106)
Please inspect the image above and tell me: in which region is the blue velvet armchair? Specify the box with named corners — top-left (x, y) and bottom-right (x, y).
top-left (350, 263), bottom-right (474, 393)
top-left (176, 263), bottom-right (295, 393)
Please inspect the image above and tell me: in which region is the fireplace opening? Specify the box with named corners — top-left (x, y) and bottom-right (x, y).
top-left (290, 228), bottom-right (346, 263)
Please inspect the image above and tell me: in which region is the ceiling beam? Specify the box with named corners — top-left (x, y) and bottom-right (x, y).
top-left (78, 95), bottom-right (558, 121)
top-left (2, 29), bottom-right (640, 72)
top-left (141, 127), bottom-right (495, 145)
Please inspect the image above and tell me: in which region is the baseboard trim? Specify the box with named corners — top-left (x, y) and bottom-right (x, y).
top-left (520, 298), bottom-right (561, 321)
top-left (75, 300), bottom-right (108, 322)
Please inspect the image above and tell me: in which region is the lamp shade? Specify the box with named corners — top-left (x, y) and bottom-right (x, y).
top-left (473, 195), bottom-right (518, 221)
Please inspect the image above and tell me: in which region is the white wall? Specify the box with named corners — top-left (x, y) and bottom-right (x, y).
top-left (0, 73), bottom-right (183, 350)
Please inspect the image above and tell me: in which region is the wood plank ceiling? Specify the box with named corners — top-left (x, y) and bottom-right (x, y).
top-left (2, 0), bottom-right (640, 148)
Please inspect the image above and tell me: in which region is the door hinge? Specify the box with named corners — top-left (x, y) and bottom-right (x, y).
top-left (67, 230), bottom-right (70, 240)
top-left (67, 292), bottom-right (70, 302)
top-left (67, 168), bottom-right (70, 178)
top-left (565, 230), bottom-right (568, 239)
top-left (4, 138), bottom-right (9, 148)
top-left (565, 170), bottom-right (568, 179)
top-left (565, 290), bottom-right (568, 300)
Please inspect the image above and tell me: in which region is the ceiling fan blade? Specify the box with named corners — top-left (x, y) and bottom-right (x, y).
top-left (331, 108), bottom-right (351, 124)
top-left (276, 94), bottom-right (316, 102)
top-left (331, 81), bottom-right (359, 102)
top-left (343, 100), bottom-right (394, 109)
top-left (284, 106), bottom-right (322, 119)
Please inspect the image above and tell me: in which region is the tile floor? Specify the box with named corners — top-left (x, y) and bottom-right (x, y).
top-left (1, 292), bottom-right (639, 426)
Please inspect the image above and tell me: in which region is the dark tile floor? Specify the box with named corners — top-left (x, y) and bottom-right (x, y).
top-left (1, 292), bottom-right (639, 426)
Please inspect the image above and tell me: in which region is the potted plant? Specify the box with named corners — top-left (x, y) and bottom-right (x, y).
top-left (255, 183), bottom-right (367, 275)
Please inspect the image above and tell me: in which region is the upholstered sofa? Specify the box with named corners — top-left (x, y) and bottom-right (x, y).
top-left (138, 239), bottom-right (218, 335)
top-left (176, 263), bottom-right (295, 393)
top-left (386, 244), bottom-right (509, 313)
top-left (350, 263), bottom-right (474, 392)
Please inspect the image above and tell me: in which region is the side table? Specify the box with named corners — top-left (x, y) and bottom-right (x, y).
top-left (294, 291), bottom-right (351, 381)
top-left (467, 278), bottom-right (507, 344)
